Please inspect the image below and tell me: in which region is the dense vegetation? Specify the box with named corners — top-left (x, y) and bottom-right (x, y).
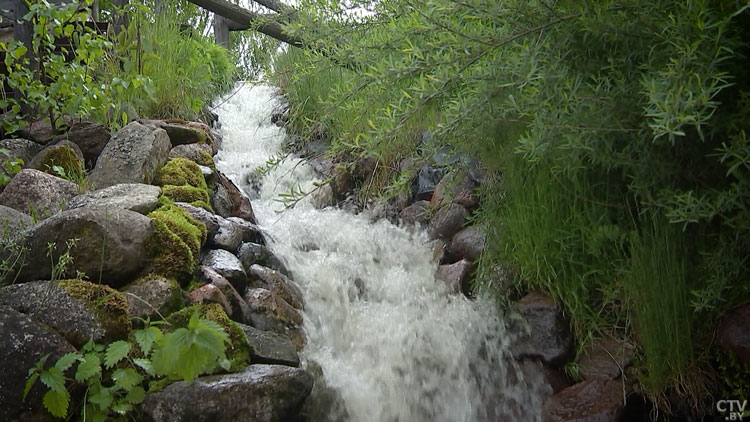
top-left (272, 0), bottom-right (750, 413)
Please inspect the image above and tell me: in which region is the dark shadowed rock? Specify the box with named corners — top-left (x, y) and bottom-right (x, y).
top-left (200, 249), bottom-right (248, 292)
top-left (89, 121), bottom-right (170, 189)
top-left (176, 202), bottom-right (220, 239)
top-left (435, 259), bottom-right (474, 295)
top-left (0, 138), bottom-right (41, 174)
top-left (4, 207), bottom-right (154, 286)
top-left (0, 306), bottom-right (76, 422)
top-left (512, 291), bottom-right (574, 366)
top-left (16, 119), bottom-right (55, 144)
top-left (0, 280), bottom-right (130, 346)
top-left (399, 200), bottom-right (431, 226)
top-left (60, 120), bottom-right (111, 168)
top-left (68, 183), bottom-right (162, 214)
top-left (238, 323), bottom-right (300, 367)
top-left (579, 336), bottom-right (635, 381)
top-left (717, 304), bottom-right (750, 364)
top-left (413, 164), bottom-right (445, 201)
top-left (213, 172), bottom-right (256, 222)
top-left (0, 169), bottom-right (78, 216)
top-left (449, 225), bottom-right (486, 262)
top-left (431, 169), bottom-right (479, 209)
top-left (141, 364), bottom-right (313, 422)
top-left (427, 203), bottom-right (468, 240)
top-left (209, 217), bottom-right (243, 252)
top-left (542, 379), bottom-right (624, 422)
top-left (122, 275), bottom-right (183, 322)
top-left (248, 265), bottom-right (304, 309)
top-left (237, 242), bottom-right (289, 276)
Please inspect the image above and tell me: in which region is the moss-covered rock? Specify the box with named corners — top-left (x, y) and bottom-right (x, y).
top-left (30, 143), bottom-right (85, 182)
top-left (58, 279), bottom-right (131, 341)
top-left (122, 274), bottom-right (184, 322)
top-left (161, 184), bottom-right (210, 205)
top-left (147, 204), bottom-right (206, 282)
top-left (166, 303), bottom-right (250, 371)
top-left (155, 158), bottom-right (206, 190)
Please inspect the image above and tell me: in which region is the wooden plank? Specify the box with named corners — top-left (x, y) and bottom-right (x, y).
top-left (214, 14), bottom-right (230, 48)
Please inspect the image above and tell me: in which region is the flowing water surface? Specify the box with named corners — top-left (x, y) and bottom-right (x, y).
top-left (214, 83), bottom-right (542, 422)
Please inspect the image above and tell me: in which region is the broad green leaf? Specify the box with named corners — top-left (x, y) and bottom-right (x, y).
top-left (75, 353), bottom-right (101, 381)
top-left (88, 386), bottom-right (113, 410)
top-left (104, 341), bottom-right (131, 369)
top-left (132, 358), bottom-right (155, 377)
top-left (111, 401), bottom-right (133, 415)
top-left (43, 389), bottom-right (69, 418)
top-left (54, 352), bottom-right (81, 372)
top-left (124, 386), bottom-right (146, 404)
top-left (112, 367), bottom-right (143, 390)
top-left (134, 326), bottom-right (161, 355)
top-left (11, 45), bottom-right (27, 59)
top-left (40, 367), bottom-right (65, 394)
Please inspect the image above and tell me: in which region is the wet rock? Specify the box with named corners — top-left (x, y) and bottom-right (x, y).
top-left (0, 205), bottom-right (33, 237)
top-left (199, 266), bottom-right (251, 323)
top-left (0, 168), bottom-right (78, 216)
top-left (413, 164), bottom-right (445, 201)
top-left (169, 142), bottom-right (213, 164)
top-left (428, 239), bottom-right (448, 263)
top-left (542, 379), bottom-right (624, 422)
top-left (0, 305), bottom-right (76, 422)
top-left (449, 225), bottom-right (486, 262)
top-left (227, 217), bottom-right (265, 244)
top-left (199, 164), bottom-right (217, 188)
top-left (245, 288), bottom-right (305, 349)
top-left (68, 183), bottom-right (162, 214)
top-left (237, 242), bottom-right (289, 276)
top-left (3, 207), bottom-right (154, 286)
top-left (238, 323), bottom-right (300, 367)
top-left (248, 265), bottom-right (304, 309)
top-left (0, 138), bottom-right (41, 174)
top-left (427, 203), bottom-right (468, 240)
top-left (189, 283), bottom-right (233, 318)
top-left (29, 140), bottom-right (85, 173)
top-left (122, 275), bottom-right (183, 323)
top-left (579, 336), bottom-right (636, 381)
top-left (435, 259), bottom-right (474, 295)
top-left (717, 304), bottom-right (750, 364)
top-left (0, 280), bottom-right (130, 346)
top-left (213, 172), bottom-right (256, 222)
top-left (176, 202), bottom-right (221, 239)
top-left (89, 121), bottom-right (171, 189)
top-left (141, 364), bottom-right (313, 422)
top-left (512, 291), bottom-right (574, 366)
top-left (209, 217), bottom-right (244, 252)
top-left (200, 249), bottom-right (248, 292)
top-left (431, 169), bottom-right (479, 209)
top-left (399, 200), bottom-right (431, 226)
top-left (60, 120), bottom-right (111, 168)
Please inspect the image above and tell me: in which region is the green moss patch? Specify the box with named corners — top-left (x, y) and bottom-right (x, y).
top-left (196, 150), bottom-right (216, 169)
top-left (147, 204), bottom-right (206, 282)
top-left (166, 303), bottom-right (250, 371)
top-left (35, 144), bottom-right (85, 181)
top-left (58, 279), bottom-right (131, 340)
top-left (161, 184), bottom-right (210, 205)
top-left (155, 158), bottom-right (206, 189)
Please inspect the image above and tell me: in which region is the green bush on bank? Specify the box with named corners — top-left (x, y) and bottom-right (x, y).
top-left (274, 0), bottom-right (750, 410)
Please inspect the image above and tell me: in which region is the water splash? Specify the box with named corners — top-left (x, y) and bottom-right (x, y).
top-left (214, 83), bottom-right (542, 422)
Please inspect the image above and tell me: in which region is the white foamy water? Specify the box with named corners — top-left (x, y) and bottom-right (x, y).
top-left (214, 83), bottom-right (542, 422)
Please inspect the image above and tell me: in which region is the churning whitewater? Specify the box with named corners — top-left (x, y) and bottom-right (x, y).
top-left (213, 83), bottom-right (542, 422)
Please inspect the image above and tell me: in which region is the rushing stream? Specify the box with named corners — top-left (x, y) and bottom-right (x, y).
top-left (214, 83), bottom-right (542, 422)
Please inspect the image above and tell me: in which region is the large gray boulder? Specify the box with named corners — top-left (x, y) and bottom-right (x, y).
top-left (0, 280), bottom-right (130, 347)
top-left (122, 275), bottom-right (183, 323)
top-left (248, 265), bottom-right (304, 309)
top-left (4, 207), bottom-right (154, 287)
top-left (0, 169), bottom-right (78, 216)
top-left (28, 140), bottom-right (85, 173)
top-left (141, 364), bottom-right (313, 422)
top-left (68, 183), bottom-right (162, 214)
top-left (237, 242), bottom-right (288, 276)
top-left (427, 203), bottom-right (468, 240)
top-left (200, 249), bottom-right (248, 292)
top-left (0, 138), bottom-right (41, 175)
top-left (435, 259), bottom-right (473, 295)
top-left (542, 379), bottom-right (624, 422)
top-left (209, 217), bottom-right (244, 252)
top-left (0, 305), bottom-right (76, 422)
top-left (0, 204), bottom-right (33, 237)
top-left (245, 288), bottom-right (305, 350)
top-left (176, 202), bottom-right (221, 239)
top-left (89, 122), bottom-right (170, 189)
top-left (449, 225), bottom-right (486, 262)
top-left (60, 120), bottom-right (111, 168)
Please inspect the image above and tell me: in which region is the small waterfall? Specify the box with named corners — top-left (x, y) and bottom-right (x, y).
top-left (214, 83), bottom-right (542, 422)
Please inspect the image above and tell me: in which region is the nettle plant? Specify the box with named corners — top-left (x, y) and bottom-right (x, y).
top-left (0, 148), bottom-right (23, 186)
top-left (0, 0), bottom-right (112, 134)
top-left (25, 313), bottom-right (231, 420)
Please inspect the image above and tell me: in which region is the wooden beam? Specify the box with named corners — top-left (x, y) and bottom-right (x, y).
top-left (214, 14), bottom-right (230, 48)
top-left (186, 0), bottom-right (302, 47)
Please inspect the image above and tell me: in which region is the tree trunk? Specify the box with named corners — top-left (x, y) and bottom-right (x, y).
top-left (186, 0), bottom-right (302, 47)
